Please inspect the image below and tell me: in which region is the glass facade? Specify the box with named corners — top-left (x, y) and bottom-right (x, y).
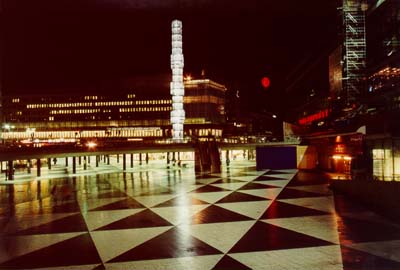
top-left (369, 138), bottom-right (400, 181)
top-left (367, 0), bottom-right (400, 67)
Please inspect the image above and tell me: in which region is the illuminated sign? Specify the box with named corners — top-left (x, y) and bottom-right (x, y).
top-left (298, 109), bottom-right (330, 125)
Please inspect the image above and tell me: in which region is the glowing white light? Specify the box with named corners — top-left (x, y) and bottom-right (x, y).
top-left (170, 20), bottom-right (185, 141)
top-left (86, 141), bottom-right (97, 149)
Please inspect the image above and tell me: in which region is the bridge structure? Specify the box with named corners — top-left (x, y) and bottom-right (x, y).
top-left (0, 140), bottom-right (297, 181)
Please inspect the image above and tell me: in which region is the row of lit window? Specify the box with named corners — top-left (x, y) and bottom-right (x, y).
top-left (184, 96), bottom-right (224, 104)
top-left (184, 79), bottom-right (227, 92)
top-left (50, 109), bottom-right (101, 115)
top-left (27, 100), bottom-right (172, 109)
top-left (1, 128), bottom-right (223, 140)
top-left (12, 98), bottom-right (20, 103)
top-left (84, 96), bottom-right (98, 100)
top-left (120, 107), bottom-right (172, 113)
top-left (28, 103), bottom-right (94, 109)
top-left (135, 100), bottom-right (171, 105)
top-left (1, 128), bottom-right (164, 139)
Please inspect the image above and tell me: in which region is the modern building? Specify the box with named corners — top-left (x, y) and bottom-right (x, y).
top-left (1, 77), bottom-right (226, 142)
top-left (280, 0), bottom-right (400, 178)
top-left (363, 0), bottom-right (400, 181)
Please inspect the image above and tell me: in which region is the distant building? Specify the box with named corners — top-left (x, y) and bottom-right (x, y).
top-left (1, 78), bottom-right (226, 141)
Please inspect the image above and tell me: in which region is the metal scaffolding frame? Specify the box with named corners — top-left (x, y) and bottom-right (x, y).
top-left (342, 0), bottom-right (367, 105)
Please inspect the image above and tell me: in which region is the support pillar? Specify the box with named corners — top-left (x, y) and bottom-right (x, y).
top-left (72, 156), bottom-right (76, 174)
top-left (65, 157), bottom-right (69, 166)
top-left (107, 155), bottom-right (110, 165)
top-left (7, 160), bottom-right (14, 180)
top-left (123, 153), bottom-right (126, 171)
top-left (96, 156), bottom-right (99, 167)
top-left (226, 150), bottom-right (230, 166)
top-left (78, 156), bottom-right (81, 165)
top-left (117, 154), bottom-right (119, 163)
top-left (177, 152), bottom-right (181, 167)
top-left (130, 154), bottom-right (134, 168)
top-left (83, 156), bottom-right (87, 170)
top-left (47, 158), bottom-right (51, 170)
top-left (88, 156), bottom-right (90, 164)
top-left (27, 159), bottom-right (31, 173)
top-left (37, 158), bottom-right (41, 177)
top-left (145, 153), bottom-right (149, 164)
top-left (139, 153), bottom-right (142, 165)
top-left (167, 152), bottom-right (170, 165)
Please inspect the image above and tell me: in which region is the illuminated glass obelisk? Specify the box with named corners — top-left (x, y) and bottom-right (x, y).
top-left (170, 20), bottom-right (185, 141)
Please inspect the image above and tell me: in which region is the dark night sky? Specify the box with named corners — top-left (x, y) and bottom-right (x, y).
top-left (2, 0), bottom-right (340, 113)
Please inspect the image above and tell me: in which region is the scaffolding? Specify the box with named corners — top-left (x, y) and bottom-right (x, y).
top-left (342, 0), bottom-right (367, 106)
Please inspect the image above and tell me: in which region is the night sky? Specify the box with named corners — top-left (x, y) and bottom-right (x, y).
top-left (3, 0), bottom-right (340, 114)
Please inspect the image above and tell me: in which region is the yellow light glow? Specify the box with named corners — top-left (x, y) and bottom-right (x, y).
top-left (333, 155), bottom-right (352, 161)
top-left (86, 141), bottom-right (97, 148)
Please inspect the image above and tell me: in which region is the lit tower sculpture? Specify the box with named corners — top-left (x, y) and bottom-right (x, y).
top-left (170, 20), bottom-right (185, 141)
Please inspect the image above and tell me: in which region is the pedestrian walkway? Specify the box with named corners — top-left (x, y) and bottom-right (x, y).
top-left (1, 160), bottom-right (400, 269)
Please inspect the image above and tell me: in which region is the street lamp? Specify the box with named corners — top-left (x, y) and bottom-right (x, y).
top-left (2, 123), bottom-right (15, 144)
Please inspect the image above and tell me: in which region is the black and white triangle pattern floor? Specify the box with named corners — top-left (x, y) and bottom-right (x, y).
top-left (1, 160), bottom-right (400, 269)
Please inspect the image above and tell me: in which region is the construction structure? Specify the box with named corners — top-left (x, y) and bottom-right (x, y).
top-left (342, 0), bottom-right (367, 106)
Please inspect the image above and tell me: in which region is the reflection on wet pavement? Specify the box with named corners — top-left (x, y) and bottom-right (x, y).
top-left (1, 160), bottom-right (400, 269)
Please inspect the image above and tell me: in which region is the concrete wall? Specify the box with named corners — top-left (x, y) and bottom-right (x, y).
top-left (296, 145), bottom-right (318, 170)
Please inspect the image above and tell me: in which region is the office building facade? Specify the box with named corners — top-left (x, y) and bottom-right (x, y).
top-left (1, 78), bottom-right (226, 141)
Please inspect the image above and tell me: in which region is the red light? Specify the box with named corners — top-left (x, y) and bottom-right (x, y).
top-left (261, 77), bottom-right (271, 89)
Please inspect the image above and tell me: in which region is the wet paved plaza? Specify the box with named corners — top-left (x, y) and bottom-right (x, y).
top-left (1, 160), bottom-right (400, 269)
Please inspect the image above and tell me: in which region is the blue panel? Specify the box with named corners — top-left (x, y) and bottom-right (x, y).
top-left (256, 146), bottom-right (297, 170)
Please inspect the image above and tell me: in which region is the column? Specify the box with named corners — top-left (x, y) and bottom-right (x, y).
top-left (7, 160), bottom-right (14, 180)
top-left (172, 152), bottom-right (176, 166)
top-left (96, 156), bottom-right (99, 167)
top-left (88, 156), bottom-right (91, 164)
top-left (139, 153), bottom-right (142, 165)
top-left (123, 153), bottom-right (126, 170)
top-left (107, 155), bottom-right (110, 165)
top-left (72, 156), bottom-right (76, 174)
top-left (167, 152), bottom-right (170, 165)
top-left (47, 158), bottom-right (51, 170)
top-left (130, 153), bottom-right (134, 168)
top-left (117, 154), bottom-right (119, 163)
top-left (83, 156), bottom-right (87, 170)
top-left (145, 153), bottom-right (149, 164)
top-left (37, 158), bottom-right (41, 177)
top-left (226, 150), bottom-right (230, 166)
top-left (65, 157), bottom-right (69, 166)
top-left (78, 156), bottom-right (81, 165)
top-left (27, 159), bottom-right (31, 174)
